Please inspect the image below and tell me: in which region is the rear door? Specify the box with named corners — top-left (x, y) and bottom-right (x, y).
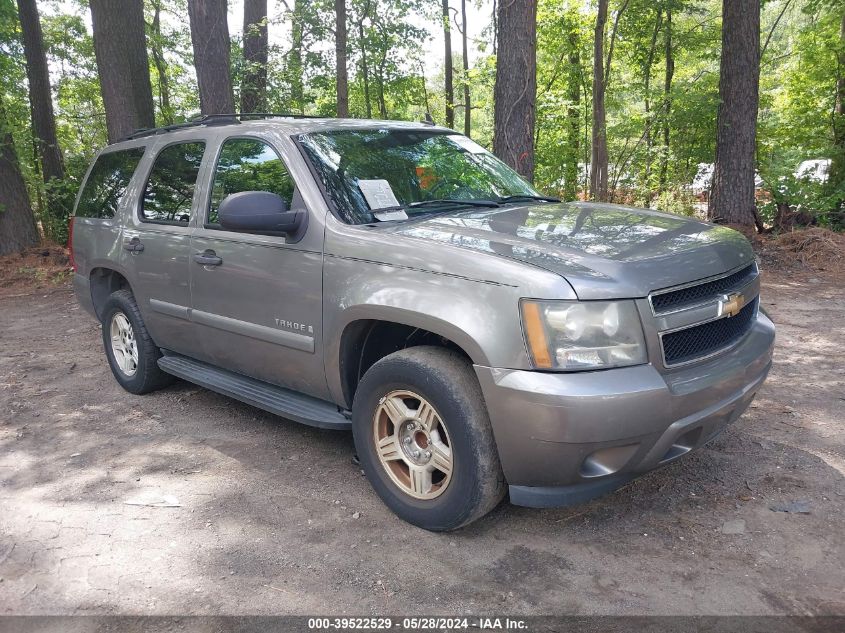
top-left (188, 134), bottom-right (328, 400)
top-left (72, 145), bottom-right (147, 297)
top-left (120, 139), bottom-right (208, 355)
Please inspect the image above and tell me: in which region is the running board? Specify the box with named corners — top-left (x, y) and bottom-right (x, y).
top-left (157, 354), bottom-right (351, 431)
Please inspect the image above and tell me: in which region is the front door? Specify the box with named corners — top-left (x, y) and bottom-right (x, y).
top-left (120, 139), bottom-right (207, 356)
top-left (188, 135), bottom-right (328, 400)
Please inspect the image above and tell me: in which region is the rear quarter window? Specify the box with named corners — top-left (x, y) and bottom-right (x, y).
top-left (75, 147), bottom-right (146, 219)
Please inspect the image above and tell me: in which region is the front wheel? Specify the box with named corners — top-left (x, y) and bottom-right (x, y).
top-left (352, 346), bottom-right (505, 531)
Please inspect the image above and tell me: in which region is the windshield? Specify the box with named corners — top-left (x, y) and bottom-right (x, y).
top-left (298, 128), bottom-right (541, 224)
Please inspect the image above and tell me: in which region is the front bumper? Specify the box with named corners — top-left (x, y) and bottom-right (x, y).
top-left (474, 311), bottom-right (775, 508)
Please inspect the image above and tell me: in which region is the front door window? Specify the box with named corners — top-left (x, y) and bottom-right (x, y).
top-left (207, 138), bottom-right (295, 227)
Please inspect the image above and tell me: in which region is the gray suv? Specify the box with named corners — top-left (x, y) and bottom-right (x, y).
top-left (71, 115), bottom-right (775, 531)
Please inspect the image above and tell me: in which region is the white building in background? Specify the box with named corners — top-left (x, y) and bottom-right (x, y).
top-left (794, 159), bottom-right (831, 183)
top-left (691, 162), bottom-right (764, 196)
top-left (691, 163), bottom-right (714, 195)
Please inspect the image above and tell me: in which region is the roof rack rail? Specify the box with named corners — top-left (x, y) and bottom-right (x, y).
top-left (121, 112), bottom-right (328, 142)
top-left (234, 112), bottom-right (329, 120)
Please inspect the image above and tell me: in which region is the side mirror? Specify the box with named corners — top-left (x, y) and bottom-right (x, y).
top-left (218, 191), bottom-right (307, 240)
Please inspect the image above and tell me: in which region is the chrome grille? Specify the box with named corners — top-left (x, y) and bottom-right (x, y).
top-left (651, 264), bottom-right (757, 314)
top-left (662, 298), bottom-right (758, 366)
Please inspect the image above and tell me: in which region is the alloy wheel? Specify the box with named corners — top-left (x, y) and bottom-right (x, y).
top-left (109, 311), bottom-right (138, 377)
top-left (372, 390), bottom-right (454, 500)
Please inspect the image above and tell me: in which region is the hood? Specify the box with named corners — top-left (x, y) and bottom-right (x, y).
top-left (390, 202), bottom-right (755, 300)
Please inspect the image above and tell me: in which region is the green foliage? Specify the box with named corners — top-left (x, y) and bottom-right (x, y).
top-left (757, 0), bottom-right (844, 227)
top-left (1, 0), bottom-right (842, 247)
top-left (535, 0), bottom-right (591, 199)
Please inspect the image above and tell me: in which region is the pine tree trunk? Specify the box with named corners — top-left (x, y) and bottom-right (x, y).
top-left (149, 0), bottom-right (174, 124)
top-left (492, 0), bottom-right (536, 181)
top-left (442, 0), bottom-right (454, 128)
top-left (335, 0), bottom-right (349, 117)
top-left (460, 0), bottom-right (470, 136)
top-left (17, 0), bottom-right (64, 185)
top-left (241, 0), bottom-right (268, 113)
top-left (187, 0), bottom-right (235, 116)
top-left (659, 9), bottom-right (673, 191)
top-left (0, 116), bottom-right (39, 255)
top-left (708, 0), bottom-right (761, 228)
top-left (90, 0), bottom-right (155, 142)
top-left (590, 0), bottom-right (609, 201)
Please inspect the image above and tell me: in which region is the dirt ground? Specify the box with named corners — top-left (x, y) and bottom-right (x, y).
top-left (0, 267), bottom-right (843, 617)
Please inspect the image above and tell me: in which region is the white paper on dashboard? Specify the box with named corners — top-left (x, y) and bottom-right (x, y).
top-left (372, 209), bottom-right (409, 221)
top-left (448, 134), bottom-right (487, 154)
top-left (359, 179), bottom-right (401, 210)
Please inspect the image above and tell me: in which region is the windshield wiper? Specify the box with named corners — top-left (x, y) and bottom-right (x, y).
top-left (369, 199), bottom-right (501, 223)
top-left (406, 198), bottom-right (501, 210)
top-left (497, 194), bottom-right (561, 204)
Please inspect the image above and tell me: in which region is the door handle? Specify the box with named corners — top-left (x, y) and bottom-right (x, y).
top-left (193, 250), bottom-right (222, 266)
top-left (122, 237), bottom-right (144, 252)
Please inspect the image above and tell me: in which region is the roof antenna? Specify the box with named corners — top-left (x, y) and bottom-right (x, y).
top-left (421, 112), bottom-right (435, 126)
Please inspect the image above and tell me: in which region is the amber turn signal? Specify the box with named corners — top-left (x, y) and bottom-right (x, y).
top-left (520, 301), bottom-right (553, 369)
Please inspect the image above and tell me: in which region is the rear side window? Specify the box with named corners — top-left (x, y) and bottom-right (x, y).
top-left (75, 147), bottom-right (145, 219)
top-left (141, 142), bottom-right (206, 224)
top-left (207, 138), bottom-right (295, 226)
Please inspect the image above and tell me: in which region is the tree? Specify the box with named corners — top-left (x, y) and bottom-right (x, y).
top-left (336, 0), bottom-right (349, 116)
top-left (459, 0), bottom-right (470, 136)
top-left (373, 17), bottom-right (389, 117)
top-left (354, 0), bottom-right (373, 118)
top-left (641, 8), bottom-right (663, 204)
top-left (4, 0), bottom-right (842, 233)
top-left (565, 26), bottom-right (581, 200)
top-left (493, 0), bottom-right (537, 181)
top-left (17, 0), bottom-right (64, 186)
top-left (148, 0), bottom-right (174, 124)
top-left (535, 1), bottom-right (584, 198)
top-left (187, 0), bottom-right (235, 115)
top-left (442, 0), bottom-right (454, 128)
top-left (0, 103), bottom-right (39, 255)
top-left (590, 0), bottom-right (629, 201)
top-left (242, 0), bottom-right (268, 113)
top-left (708, 0), bottom-right (761, 228)
top-left (659, 7), bottom-right (674, 191)
top-left (89, 0), bottom-right (155, 142)
top-left (590, 0), bottom-right (609, 201)
top-left (344, 0), bottom-right (427, 120)
top-left (830, 9), bottom-right (845, 216)
top-left (289, 0), bottom-right (305, 113)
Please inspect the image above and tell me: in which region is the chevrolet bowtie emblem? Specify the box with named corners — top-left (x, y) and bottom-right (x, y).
top-left (720, 292), bottom-right (746, 318)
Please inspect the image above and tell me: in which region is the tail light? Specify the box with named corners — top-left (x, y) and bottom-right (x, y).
top-left (68, 216), bottom-right (76, 271)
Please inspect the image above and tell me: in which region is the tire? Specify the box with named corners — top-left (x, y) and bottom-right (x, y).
top-left (100, 289), bottom-right (175, 395)
top-left (352, 346), bottom-right (506, 531)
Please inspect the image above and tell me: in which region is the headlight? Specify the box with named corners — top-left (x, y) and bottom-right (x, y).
top-left (520, 299), bottom-right (647, 370)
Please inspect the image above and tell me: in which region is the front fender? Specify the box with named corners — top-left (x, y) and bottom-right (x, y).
top-left (322, 255), bottom-right (531, 406)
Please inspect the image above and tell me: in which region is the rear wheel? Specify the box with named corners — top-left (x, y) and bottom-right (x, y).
top-left (101, 289), bottom-right (175, 394)
top-left (352, 346), bottom-right (505, 531)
